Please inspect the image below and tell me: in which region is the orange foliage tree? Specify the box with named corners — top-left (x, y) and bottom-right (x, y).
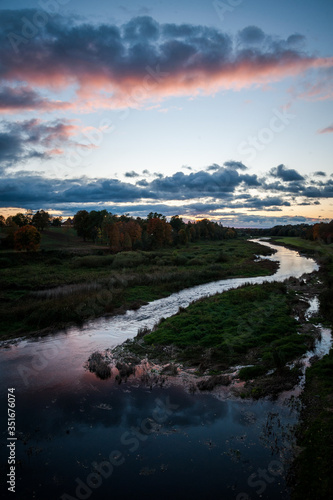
top-left (147, 217), bottom-right (172, 248)
top-left (14, 225), bottom-right (41, 252)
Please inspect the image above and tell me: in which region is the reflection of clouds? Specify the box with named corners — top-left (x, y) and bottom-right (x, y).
top-left (12, 384), bottom-right (230, 441)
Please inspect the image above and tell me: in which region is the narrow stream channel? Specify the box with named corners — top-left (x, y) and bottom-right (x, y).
top-left (0, 241), bottom-right (330, 500)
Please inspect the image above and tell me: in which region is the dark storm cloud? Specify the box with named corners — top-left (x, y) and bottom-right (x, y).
top-left (0, 175), bottom-right (156, 206)
top-left (270, 164), bottom-right (305, 182)
top-left (238, 26), bottom-right (266, 45)
top-left (313, 171), bottom-right (326, 176)
top-left (1, 158), bottom-right (332, 212)
top-left (0, 11), bottom-right (330, 111)
top-left (0, 85), bottom-right (69, 111)
top-left (125, 170), bottom-right (140, 178)
top-left (0, 119), bottom-right (81, 168)
top-left (147, 165), bottom-right (259, 199)
top-left (223, 161), bottom-right (248, 171)
top-left (244, 197), bottom-right (291, 208)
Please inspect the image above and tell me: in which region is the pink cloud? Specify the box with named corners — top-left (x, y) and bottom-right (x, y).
top-left (318, 125), bottom-right (333, 134)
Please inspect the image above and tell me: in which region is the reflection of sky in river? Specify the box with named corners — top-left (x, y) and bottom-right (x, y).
top-left (0, 240), bottom-right (319, 395)
top-left (0, 379), bottom-right (295, 500)
top-left (0, 242), bottom-right (318, 499)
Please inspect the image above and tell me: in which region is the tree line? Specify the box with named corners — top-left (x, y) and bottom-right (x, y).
top-left (0, 209), bottom-right (237, 252)
top-left (72, 210), bottom-right (237, 251)
top-left (243, 221), bottom-right (333, 244)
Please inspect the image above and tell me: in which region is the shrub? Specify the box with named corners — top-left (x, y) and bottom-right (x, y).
top-left (14, 225), bottom-right (41, 252)
top-left (238, 365), bottom-right (267, 380)
top-left (216, 251), bottom-right (229, 263)
top-left (112, 251), bottom-right (146, 269)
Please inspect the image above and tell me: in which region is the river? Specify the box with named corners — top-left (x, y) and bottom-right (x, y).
top-left (0, 241), bottom-right (329, 500)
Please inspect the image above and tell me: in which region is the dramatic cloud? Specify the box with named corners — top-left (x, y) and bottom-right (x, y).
top-left (1, 11), bottom-right (332, 111)
top-left (145, 164), bottom-right (259, 200)
top-left (124, 170), bottom-right (140, 178)
top-left (270, 164), bottom-right (305, 182)
top-left (1, 162), bottom-right (332, 214)
top-left (0, 85), bottom-right (70, 112)
top-left (0, 118), bottom-right (99, 169)
top-left (313, 171), bottom-right (327, 176)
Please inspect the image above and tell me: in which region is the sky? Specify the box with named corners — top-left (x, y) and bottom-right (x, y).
top-left (0, 0), bottom-right (332, 227)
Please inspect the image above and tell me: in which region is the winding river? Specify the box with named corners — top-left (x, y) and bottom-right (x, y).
top-left (0, 241), bottom-right (329, 500)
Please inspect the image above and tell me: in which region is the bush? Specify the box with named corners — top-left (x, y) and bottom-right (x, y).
top-left (216, 251), bottom-right (229, 263)
top-left (112, 252), bottom-right (146, 269)
top-left (238, 365), bottom-right (267, 380)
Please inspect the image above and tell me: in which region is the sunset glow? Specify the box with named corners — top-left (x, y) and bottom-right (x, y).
top-left (1, 0), bottom-right (332, 226)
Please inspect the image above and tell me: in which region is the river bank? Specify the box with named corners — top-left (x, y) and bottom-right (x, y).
top-left (91, 270), bottom-right (327, 400)
top-left (0, 239), bottom-right (276, 341)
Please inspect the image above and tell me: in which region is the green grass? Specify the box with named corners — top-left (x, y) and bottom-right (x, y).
top-left (0, 238), bottom-right (277, 338)
top-left (39, 227), bottom-right (88, 249)
top-left (143, 282), bottom-right (309, 371)
top-left (274, 237), bottom-right (333, 258)
top-left (291, 350), bottom-right (333, 500)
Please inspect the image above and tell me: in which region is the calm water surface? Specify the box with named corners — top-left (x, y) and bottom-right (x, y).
top-left (0, 241), bottom-right (321, 499)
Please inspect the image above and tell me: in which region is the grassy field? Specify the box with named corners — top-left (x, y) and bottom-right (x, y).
top-left (274, 236), bottom-right (333, 259)
top-left (142, 281), bottom-right (307, 374)
top-left (0, 235), bottom-right (276, 339)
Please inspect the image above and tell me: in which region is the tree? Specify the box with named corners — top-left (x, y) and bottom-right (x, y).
top-left (14, 226), bottom-right (41, 252)
top-left (32, 210), bottom-right (50, 231)
top-left (147, 217), bottom-right (172, 248)
top-left (73, 210), bottom-right (90, 241)
top-left (0, 215), bottom-right (5, 227)
top-left (108, 222), bottom-right (121, 252)
top-left (170, 215), bottom-right (185, 232)
top-left (51, 216), bottom-right (63, 227)
top-left (12, 213), bottom-right (29, 227)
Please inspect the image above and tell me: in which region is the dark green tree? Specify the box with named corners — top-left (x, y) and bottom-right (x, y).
top-left (32, 210), bottom-right (50, 231)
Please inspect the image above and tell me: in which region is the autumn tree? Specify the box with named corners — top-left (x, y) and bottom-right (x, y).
top-left (147, 217), bottom-right (172, 248)
top-left (14, 226), bottom-right (41, 252)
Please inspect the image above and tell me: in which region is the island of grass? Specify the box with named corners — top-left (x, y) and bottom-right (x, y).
top-left (0, 238), bottom-right (277, 339)
top-left (121, 281), bottom-right (316, 397)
